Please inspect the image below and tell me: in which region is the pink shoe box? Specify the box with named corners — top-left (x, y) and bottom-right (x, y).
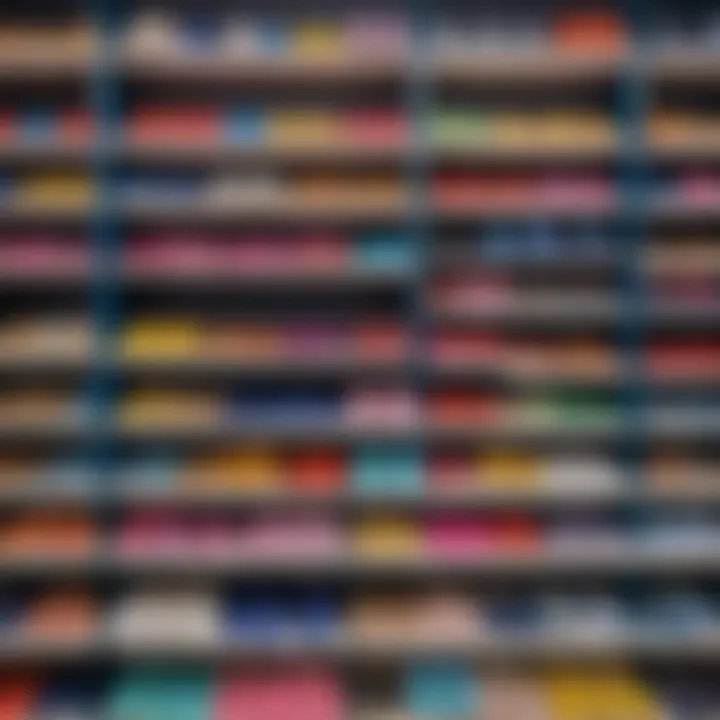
top-left (215, 670), bottom-right (343, 720)
top-left (424, 513), bottom-right (495, 558)
top-left (125, 234), bottom-right (223, 275)
top-left (58, 109), bottom-right (93, 145)
top-left (538, 172), bottom-right (612, 209)
top-left (238, 515), bottom-right (289, 557)
top-left (144, 234), bottom-right (222, 274)
top-left (282, 669), bottom-right (345, 720)
top-left (651, 276), bottom-right (716, 304)
top-left (124, 236), bottom-right (169, 273)
top-left (428, 452), bottom-right (475, 491)
top-left (118, 510), bottom-right (188, 558)
top-left (192, 513), bottom-right (237, 558)
top-left (236, 515), bottom-right (302, 557)
top-left (0, 111), bottom-right (16, 141)
top-left (213, 673), bottom-right (260, 720)
top-left (342, 108), bottom-right (408, 147)
top-left (678, 170), bottom-right (720, 205)
top-left (290, 516), bottom-right (344, 558)
top-left (0, 236), bottom-right (87, 274)
top-left (433, 329), bottom-right (503, 366)
top-left (267, 670), bottom-right (343, 720)
top-left (284, 322), bottom-right (348, 361)
top-left (343, 385), bottom-right (418, 429)
top-left (241, 513), bottom-right (343, 559)
top-left (346, 12), bottom-right (410, 59)
top-left (352, 322), bottom-right (408, 362)
top-left (224, 235), bottom-right (289, 274)
top-left (254, 680), bottom-right (284, 720)
top-left (434, 273), bottom-right (513, 313)
top-left (289, 232), bottom-right (348, 272)
top-left (412, 590), bottom-right (485, 643)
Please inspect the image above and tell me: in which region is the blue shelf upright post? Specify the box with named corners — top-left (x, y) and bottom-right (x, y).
top-left (615, 0), bottom-right (653, 581)
top-left (617, 0), bottom-right (652, 491)
top-left (88, 0), bottom-right (122, 500)
top-left (407, 0), bottom-right (434, 474)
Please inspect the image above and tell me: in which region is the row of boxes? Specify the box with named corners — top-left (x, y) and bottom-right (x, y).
top-left (0, 387), bottom-right (616, 430)
top-left (126, 9), bottom-right (628, 61)
top-left (0, 667), bottom-right (342, 720)
top-left (124, 106), bottom-right (614, 149)
top-left (6, 105), bottom-right (720, 150)
top-left (2, 585), bottom-right (718, 647)
top-left (1, 386), bottom-right (718, 431)
top-left (0, 109), bottom-right (90, 144)
top-left (4, 230), bottom-right (720, 277)
top-left (5, 8), bottom-right (720, 65)
top-left (432, 273), bottom-right (720, 313)
top-left (2, 447), bottom-right (717, 494)
top-left (6, 315), bottom-right (713, 382)
top-left (1, 509), bottom-right (717, 560)
top-left (2, 170), bottom-right (719, 209)
top-left (4, 665), bottom-right (719, 720)
top-left (0, 19), bottom-right (91, 60)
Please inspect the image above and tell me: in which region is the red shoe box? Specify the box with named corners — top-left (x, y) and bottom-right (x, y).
top-left (429, 390), bottom-right (500, 427)
top-left (289, 447), bottom-right (345, 494)
top-left (354, 322), bottom-right (407, 362)
top-left (127, 105), bottom-right (221, 144)
top-left (434, 172), bottom-right (533, 210)
top-left (538, 172), bottom-right (611, 209)
top-left (433, 330), bottom-right (503, 367)
top-left (433, 273), bottom-right (513, 313)
top-left (0, 112), bottom-right (15, 142)
top-left (342, 108), bottom-right (408, 147)
top-left (290, 232), bottom-right (349, 271)
top-left (21, 587), bottom-right (97, 641)
top-left (429, 452), bottom-right (475, 490)
top-left (125, 234), bottom-right (223, 275)
top-left (648, 340), bottom-right (720, 377)
top-left (58, 109), bottom-right (92, 144)
top-left (0, 675), bottom-right (39, 720)
top-left (492, 513), bottom-right (542, 553)
top-left (553, 9), bottom-right (627, 54)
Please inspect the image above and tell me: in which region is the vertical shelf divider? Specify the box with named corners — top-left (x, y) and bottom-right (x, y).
top-left (407, 0), bottom-right (434, 453)
top-left (617, 0), bottom-right (652, 497)
top-left (88, 0), bottom-right (122, 524)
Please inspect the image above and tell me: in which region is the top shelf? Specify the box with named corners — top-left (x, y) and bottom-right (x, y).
top-left (2, 50), bottom-right (720, 85)
top-left (120, 52), bottom-right (624, 85)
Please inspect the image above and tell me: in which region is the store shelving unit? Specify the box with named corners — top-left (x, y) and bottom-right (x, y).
top-left (1, 0), bottom-right (719, 672)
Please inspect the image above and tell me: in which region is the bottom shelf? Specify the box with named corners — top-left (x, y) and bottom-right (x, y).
top-left (3, 635), bottom-right (720, 663)
top-left (2, 650), bottom-right (720, 720)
